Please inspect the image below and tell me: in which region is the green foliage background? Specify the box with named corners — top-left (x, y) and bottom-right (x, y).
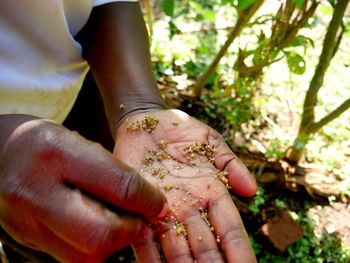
top-left (144, 0), bottom-right (350, 261)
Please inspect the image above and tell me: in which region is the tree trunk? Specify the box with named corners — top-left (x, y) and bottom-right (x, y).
top-left (287, 0), bottom-right (350, 164)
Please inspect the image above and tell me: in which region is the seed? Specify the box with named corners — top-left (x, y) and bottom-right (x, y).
top-left (163, 185), bottom-right (173, 191)
top-left (149, 167), bottom-right (168, 179)
top-left (143, 149), bottom-right (169, 166)
top-left (200, 210), bottom-right (211, 227)
top-left (197, 236), bottom-right (203, 241)
top-left (214, 170), bottom-right (231, 189)
top-left (174, 221), bottom-right (187, 237)
top-left (157, 140), bottom-right (168, 148)
top-left (127, 120), bottom-right (142, 132)
top-left (171, 120), bottom-right (179, 126)
top-left (119, 104), bottom-right (125, 110)
top-left (127, 115), bottom-right (159, 133)
top-left (184, 142), bottom-right (216, 163)
top-left (142, 115), bottom-right (159, 133)
top-left (143, 156), bottom-right (155, 165)
top-left (172, 164), bottom-right (183, 170)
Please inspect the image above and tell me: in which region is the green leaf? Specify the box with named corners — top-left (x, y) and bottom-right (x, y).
top-left (290, 35), bottom-right (315, 48)
top-left (275, 199), bottom-right (287, 209)
top-left (237, 0), bottom-right (255, 11)
top-left (249, 204), bottom-right (260, 214)
top-left (327, 0), bottom-right (336, 7)
top-left (189, 1), bottom-right (216, 22)
top-left (162, 0), bottom-right (175, 17)
top-left (168, 20), bottom-right (180, 39)
top-left (293, 0), bottom-right (305, 8)
top-left (286, 52), bottom-right (306, 75)
top-left (222, 0), bottom-right (234, 5)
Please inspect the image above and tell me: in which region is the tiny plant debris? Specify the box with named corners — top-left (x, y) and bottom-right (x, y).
top-left (171, 120), bottom-right (179, 126)
top-left (172, 163), bottom-right (183, 170)
top-left (200, 209), bottom-right (211, 227)
top-left (214, 170), bottom-right (231, 189)
top-left (127, 114), bottom-right (159, 133)
top-left (184, 142), bottom-right (216, 164)
top-left (163, 185), bottom-right (173, 191)
top-left (119, 103), bottom-right (125, 110)
top-left (157, 140), bottom-right (168, 149)
top-left (143, 149), bottom-right (169, 165)
top-left (174, 221), bottom-right (187, 237)
top-left (150, 167), bottom-right (169, 179)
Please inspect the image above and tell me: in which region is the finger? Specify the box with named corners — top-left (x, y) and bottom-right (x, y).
top-left (184, 213), bottom-right (224, 263)
top-left (156, 220), bottom-right (193, 263)
top-left (132, 224), bottom-right (162, 263)
top-left (31, 224), bottom-right (106, 263)
top-left (3, 219), bottom-right (106, 263)
top-left (59, 134), bottom-right (167, 221)
top-left (208, 131), bottom-right (258, 196)
top-left (208, 194), bottom-right (256, 263)
top-left (41, 184), bottom-right (144, 256)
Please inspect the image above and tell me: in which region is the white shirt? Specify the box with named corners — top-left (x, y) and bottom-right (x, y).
top-left (0, 0), bottom-right (137, 123)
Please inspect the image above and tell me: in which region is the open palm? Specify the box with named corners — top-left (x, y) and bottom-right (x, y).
top-left (114, 109), bottom-right (257, 263)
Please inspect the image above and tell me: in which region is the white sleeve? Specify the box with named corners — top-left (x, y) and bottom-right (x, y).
top-left (94, 0), bottom-right (138, 7)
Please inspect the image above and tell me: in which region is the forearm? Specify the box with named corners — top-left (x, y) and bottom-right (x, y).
top-left (76, 2), bottom-right (165, 138)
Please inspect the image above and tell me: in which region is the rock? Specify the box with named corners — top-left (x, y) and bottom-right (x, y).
top-left (259, 209), bottom-right (304, 253)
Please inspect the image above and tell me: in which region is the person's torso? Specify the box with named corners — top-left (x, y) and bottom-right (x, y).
top-left (0, 0), bottom-right (101, 122)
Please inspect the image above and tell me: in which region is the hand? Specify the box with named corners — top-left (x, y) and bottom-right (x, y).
top-left (114, 109), bottom-right (257, 263)
top-left (0, 115), bottom-right (167, 263)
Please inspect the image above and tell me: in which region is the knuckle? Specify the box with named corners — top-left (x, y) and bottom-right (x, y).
top-left (196, 249), bottom-right (223, 262)
top-left (168, 253), bottom-right (193, 263)
top-left (222, 227), bottom-right (245, 244)
top-left (115, 169), bottom-right (140, 202)
top-left (208, 128), bottom-right (222, 148)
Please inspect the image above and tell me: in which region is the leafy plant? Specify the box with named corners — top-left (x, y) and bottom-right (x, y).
top-left (287, 0), bottom-right (350, 163)
top-left (251, 210), bottom-right (350, 263)
top-left (249, 186), bottom-right (266, 214)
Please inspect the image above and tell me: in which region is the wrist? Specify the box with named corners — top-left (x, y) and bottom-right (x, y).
top-left (111, 102), bottom-right (167, 139)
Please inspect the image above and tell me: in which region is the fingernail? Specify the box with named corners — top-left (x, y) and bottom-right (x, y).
top-left (157, 203), bottom-right (168, 219)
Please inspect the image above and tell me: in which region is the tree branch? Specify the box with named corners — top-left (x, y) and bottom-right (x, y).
top-left (309, 97), bottom-right (350, 133)
top-left (193, 0), bottom-right (264, 97)
top-left (299, 0), bottom-right (349, 131)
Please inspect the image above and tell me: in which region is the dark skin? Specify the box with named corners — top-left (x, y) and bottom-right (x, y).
top-left (0, 115), bottom-right (167, 262)
top-left (0, 2), bottom-right (257, 262)
top-left (76, 2), bottom-right (167, 136)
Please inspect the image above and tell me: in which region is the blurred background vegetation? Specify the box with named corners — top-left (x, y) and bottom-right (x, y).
top-left (139, 0), bottom-right (350, 262)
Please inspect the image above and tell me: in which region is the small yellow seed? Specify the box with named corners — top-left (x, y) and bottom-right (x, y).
top-left (174, 221), bottom-right (187, 237)
top-left (163, 185), bottom-right (173, 191)
top-left (157, 140), bottom-right (168, 148)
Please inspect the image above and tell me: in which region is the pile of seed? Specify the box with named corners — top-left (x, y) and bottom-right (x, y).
top-left (184, 142), bottom-right (216, 164)
top-left (214, 170), bottom-right (230, 189)
top-left (127, 114), bottom-right (159, 133)
top-left (143, 149), bottom-right (169, 165)
top-left (174, 221), bottom-right (187, 237)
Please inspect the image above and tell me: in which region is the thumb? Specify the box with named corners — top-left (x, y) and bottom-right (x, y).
top-left (59, 137), bottom-right (168, 221)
